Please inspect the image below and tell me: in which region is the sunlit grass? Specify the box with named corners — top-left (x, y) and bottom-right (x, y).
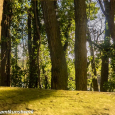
top-left (0, 87), bottom-right (115, 115)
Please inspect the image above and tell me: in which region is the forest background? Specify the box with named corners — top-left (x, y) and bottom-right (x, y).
top-left (0, 0), bottom-right (115, 92)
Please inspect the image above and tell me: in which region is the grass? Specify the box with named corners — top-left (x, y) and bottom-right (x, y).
top-left (0, 87), bottom-right (115, 115)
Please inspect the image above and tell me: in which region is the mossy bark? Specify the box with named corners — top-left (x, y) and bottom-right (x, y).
top-left (41, 1), bottom-right (68, 90)
top-left (88, 34), bottom-right (98, 91)
top-left (74, 0), bottom-right (87, 90)
top-left (100, 21), bottom-right (110, 92)
top-left (28, 1), bottom-right (41, 88)
top-left (42, 66), bottom-right (48, 89)
top-left (100, 1), bottom-right (110, 92)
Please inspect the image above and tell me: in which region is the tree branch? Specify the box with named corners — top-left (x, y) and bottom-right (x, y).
top-left (97, 0), bottom-right (107, 16)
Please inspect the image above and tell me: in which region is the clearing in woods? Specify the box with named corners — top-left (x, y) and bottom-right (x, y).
top-left (0, 87), bottom-right (115, 115)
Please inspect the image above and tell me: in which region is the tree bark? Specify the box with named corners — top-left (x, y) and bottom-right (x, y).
top-left (28, 0), bottom-right (41, 88)
top-left (74, 0), bottom-right (87, 90)
top-left (88, 32), bottom-right (98, 91)
top-left (100, 21), bottom-right (110, 92)
top-left (0, 0), bottom-right (4, 41)
top-left (28, 9), bottom-right (33, 88)
top-left (42, 66), bottom-right (48, 89)
top-left (1, 0), bottom-right (12, 86)
top-left (106, 0), bottom-right (115, 78)
top-left (41, 1), bottom-right (68, 90)
top-left (100, 56), bottom-right (109, 92)
top-left (63, 19), bottom-right (72, 52)
top-left (99, 0), bottom-right (110, 92)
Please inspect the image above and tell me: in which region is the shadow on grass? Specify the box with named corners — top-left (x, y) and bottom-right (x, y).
top-left (0, 87), bottom-right (57, 113)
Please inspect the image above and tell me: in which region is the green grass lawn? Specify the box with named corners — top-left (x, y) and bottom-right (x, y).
top-left (0, 87), bottom-right (115, 115)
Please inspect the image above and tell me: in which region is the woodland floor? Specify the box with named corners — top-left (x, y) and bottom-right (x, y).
top-left (0, 87), bottom-right (115, 115)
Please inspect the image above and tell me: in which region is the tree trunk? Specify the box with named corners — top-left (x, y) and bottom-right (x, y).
top-left (106, 0), bottom-right (115, 44)
top-left (74, 0), bottom-right (87, 90)
top-left (88, 32), bottom-right (98, 91)
top-left (28, 0), bottom-right (41, 88)
top-left (99, 1), bottom-right (110, 92)
top-left (100, 57), bottom-right (109, 92)
top-left (41, 1), bottom-right (68, 90)
top-left (1, 0), bottom-right (12, 86)
top-left (34, 0), bottom-right (41, 89)
top-left (99, 0), bottom-right (115, 76)
top-left (42, 66), bottom-right (48, 89)
top-left (107, 1), bottom-right (115, 77)
top-left (28, 9), bottom-right (33, 88)
top-left (63, 19), bottom-right (72, 52)
top-left (100, 20), bottom-right (110, 92)
top-left (28, 8), bottom-right (36, 88)
top-left (0, 0), bottom-right (4, 41)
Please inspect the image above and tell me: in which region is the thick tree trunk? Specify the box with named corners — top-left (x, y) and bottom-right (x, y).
top-left (107, 1), bottom-right (115, 77)
top-left (0, 0), bottom-right (3, 41)
top-left (104, 1), bottom-right (115, 75)
top-left (1, 0), bottom-right (12, 86)
top-left (98, 0), bottom-right (115, 42)
top-left (41, 1), bottom-right (68, 90)
top-left (106, 0), bottom-right (115, 43)
top-left (74, 0), bottom-right (87, 90)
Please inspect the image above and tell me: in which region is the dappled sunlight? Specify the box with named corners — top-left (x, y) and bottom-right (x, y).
top-left (0, 87), bottom-right (56, 114)
top-left (0, 87), bottom-right (115, 115)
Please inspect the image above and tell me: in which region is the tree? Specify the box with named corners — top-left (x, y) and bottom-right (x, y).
top-left (86, 0), bottom-right (100, 91)
top-left (74, 0), bottom-right (87, 90)
top-left (28, 0), bottom-right (41, 88)
top-left (100, 25), bottom-right (110, 92)
top-left (0, 0), bottom-right (12, 86)
top-left (100, 1), bottom-right (110, 92)
top-left (98, 0), bottom-right (115, 91)
top-left (98, 0), bottom-right (115, 72)
top-left (41, 1), bottom-right (68, 89)
top-left (88, 32), bottom-right (98, 91)
top-left (0, 0), bottom-right (4, 41)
